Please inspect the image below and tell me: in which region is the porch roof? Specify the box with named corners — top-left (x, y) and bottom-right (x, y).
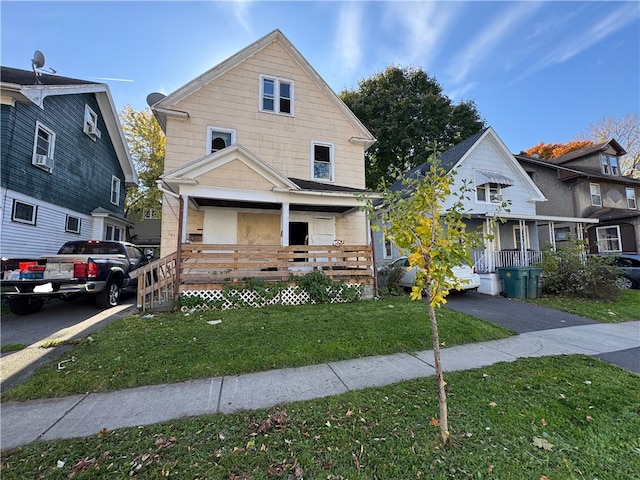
top-left (479, 212), bottom-right (599, 224)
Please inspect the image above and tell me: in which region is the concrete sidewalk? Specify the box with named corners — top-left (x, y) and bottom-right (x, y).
top-left (2, 320), bottom-right (639, 450)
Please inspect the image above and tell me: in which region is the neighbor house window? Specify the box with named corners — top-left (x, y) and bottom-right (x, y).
top-left (206, 126), bottom-right (236, 154)
top-left (596, 225), bottom-right (621, 253)
top-left (105, 224), bottom-right (122, 241)
top-left (626, 187), bottom-right (637, 210)
top-left (590, 183), bottom-right (602, 206)
top-left (260, 75), bottom-right (293, 115)
top-left (65, 215), bottom-right (81, 234)
top-left (11, 200), bottom-right (37, 225)
top-left (600, 155), bottom-right (619, 176)
top-left (312, 142), bottom-right (333, 181)
top-left (32, 121), bottom-right (56, 172)
top-left (111, 176), bottom-right (121, 206)
top-left (83, 104), bottom-right (101, 140)
top-left (476, 183), bottom-right (502, 203)
top-left (383, 238), bottom-right (393, 259)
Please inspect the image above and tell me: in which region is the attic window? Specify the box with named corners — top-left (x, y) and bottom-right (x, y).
top-left (600, 155), bottom-right (619, 176)
top-left (476, 183), bottom-right (502, 204)
top-left (83, 104), bottom-right (101, 140)
top-left (260, 75), bottom-right (293, 116)
top-left (207, 127), bottom-right (236, 154)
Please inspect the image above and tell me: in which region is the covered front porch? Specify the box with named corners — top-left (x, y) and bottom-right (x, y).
top-left (473, 213), bottom-right (599, 295)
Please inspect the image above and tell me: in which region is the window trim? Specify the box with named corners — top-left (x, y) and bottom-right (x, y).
top-left (32, 121), bottom-right (56, 172)
top-left (626, 187), bottom-right (637, 210)
top-left (83, 104), bottom-right (101, 140)
top-left (590, 183), bottom-right (602, 207)
top-left (383, 238), bottom-right (393, 259)
top-left (65, 215), bottom-right (81, 234)
top-left (600, 154), bottom-right (619, 176)
top-left (596, 225), bottom-right (622, 253)
top-left (476, 183), bottom-right (503, 204)
top-left (311, 141), bottom-right (334, 182)
top-left (111, 176), bottom-right (121, 206)
top-left (259, 75), bottom-right (294, 116)
top-left (11, 199), bottom-right (37, 225)
top-left (105, 223), bottom-right (123, 241)
top-left (206, 126), bottom-right (236, 154)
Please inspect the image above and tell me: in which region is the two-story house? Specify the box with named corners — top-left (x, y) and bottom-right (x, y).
top-left (374, 127), bottom-right (599, 294)
top-left (516, 139), bottom-right (640, 254)
top-left (148, 30), bottom-right (377, 292)
top-left (1, 66), bottom-right (137, 258)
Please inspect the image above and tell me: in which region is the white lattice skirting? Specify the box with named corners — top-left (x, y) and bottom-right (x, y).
top-left (180, 284), bottom-right (362, 311)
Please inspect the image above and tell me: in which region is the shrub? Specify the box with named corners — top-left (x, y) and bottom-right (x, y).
top-left (377, 262), bottom-right (406, 294)
top-left (539, 242), bottom-right (620, 301)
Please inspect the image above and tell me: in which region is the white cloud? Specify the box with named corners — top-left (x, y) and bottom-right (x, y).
top-left (333, 2), bottom-right (363, 73)
top-left (226, 0), bottom-right (253, 35)
top-left (448, 2), bottom-right (542, 85)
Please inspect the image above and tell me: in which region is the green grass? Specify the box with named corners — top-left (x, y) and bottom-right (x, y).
top-left (1, 298), bottom-right (510, 401)
top-left (0, 343), bottom-right (26, 353)
top-left (2, 355), bottom-right (638, 479)
top-left (529, 288), bottom-right (640, 322)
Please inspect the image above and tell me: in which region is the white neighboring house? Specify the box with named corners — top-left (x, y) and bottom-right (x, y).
top-left (373, 127), bottom-right (598, 295)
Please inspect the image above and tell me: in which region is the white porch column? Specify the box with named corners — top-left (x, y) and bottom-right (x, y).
top-left (485, 218), bottom-right (495, 272)
top-left (576, 222), bottom-right (584, 242)
top-left (519, 219), bottom-right (528, 266)
top-left (281, 202), bottom-right (290, 246)
top-left (548, 221), bottom-right (556, 250)
top-left (181, 195), bottom-right (189, 244)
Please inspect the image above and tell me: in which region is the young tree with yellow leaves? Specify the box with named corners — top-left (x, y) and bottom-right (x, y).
top-left (365, 154), bottom-right (503, 444)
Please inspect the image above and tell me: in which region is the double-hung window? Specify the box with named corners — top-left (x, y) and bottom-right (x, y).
top-left (111, 176), bottom-right (121, 206)
top-left (590, 183), bottom-right (602, 206)
top-left (66, 215), bottom-right (81, 234)
top-left (260, 75), bottom-right (293, 115)
top-left (600, 155), bottom-right (620, 176)
top-left (32, 121), bottom-right (55, 172)
top-left (83, 104), bottom-right (101, 140)
top-left (476, 183), bottom-right (502, 203)
top-left (627, 187), bottom-right (637, 210)
top-left (312, 142), bottom-right (333, 181)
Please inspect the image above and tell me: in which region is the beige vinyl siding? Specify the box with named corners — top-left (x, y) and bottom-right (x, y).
top-left (197, 160), bottom-right (275, 191)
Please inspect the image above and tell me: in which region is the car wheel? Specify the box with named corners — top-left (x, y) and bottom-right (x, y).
top-left (615, 276), bottom-right (634, 290)
top-left (96, 279), bottom-right (121, 309)
top-left (8, 297), bottom-right (45, 315)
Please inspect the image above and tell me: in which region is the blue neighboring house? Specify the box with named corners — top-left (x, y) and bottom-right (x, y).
top-left (1, 66), bottom-right (138, 258)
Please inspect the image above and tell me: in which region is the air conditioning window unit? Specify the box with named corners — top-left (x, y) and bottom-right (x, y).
top-left (34, 154), bottom-right (54, 171)
top-left (85, 123), bottom-right (101, 139)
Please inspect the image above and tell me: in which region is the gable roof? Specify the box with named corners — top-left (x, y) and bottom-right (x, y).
top-left (391, 127), bottom-right (546, 201)
top-left (548, 139), bottom-right (627, 165)
top-left (149, 29), bottom-right (375, 148)
top-left (1, 66), bottom-right (137, 185)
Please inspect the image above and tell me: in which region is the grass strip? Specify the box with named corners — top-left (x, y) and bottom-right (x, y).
top-left (529, 289), bottom-right (640, 322)
top-left (2, 355), bottom-right (638, 479)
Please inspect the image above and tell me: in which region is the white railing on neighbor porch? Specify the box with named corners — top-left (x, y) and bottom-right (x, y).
top-left (473, 250), bottom-right (544, 274)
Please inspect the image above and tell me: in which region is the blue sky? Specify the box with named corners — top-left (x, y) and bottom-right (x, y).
top-left (2, 1), bottom-right (638, 153)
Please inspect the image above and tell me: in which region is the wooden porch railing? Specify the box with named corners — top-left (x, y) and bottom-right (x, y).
top-left (133, 244), bottom-right (373, 312)
top-left (473, 250), bottom-right (544, 273)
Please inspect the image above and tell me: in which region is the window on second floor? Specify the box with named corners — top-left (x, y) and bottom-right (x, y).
top-left (83, 104), bottom-right (101, 140)
top-left (111, 176), bottom-right (121, 206)
top-left (476, 183), bottom-right (502, 203)
top-left (260, 75), bottom-right (293, 115)
top-left (312, 142), bottom-right (333, 181)
top-left (206, 127), bottom-right (236, 154)
top-left (600, 154), bottom-right (619, 176)
top-left (627, 187), bottom-right (637, 210)
top-left (590, 183), bottom-right (602, 206)
top-left (32, 121), bottom-right (55, 172)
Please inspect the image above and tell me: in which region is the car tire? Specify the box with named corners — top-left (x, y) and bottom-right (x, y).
top-left (615, 276), bottom-right (634, 290)
top-left (96, 279), bottom-right (121, 309)
top-left (8, 297), bottom-right (45, 315)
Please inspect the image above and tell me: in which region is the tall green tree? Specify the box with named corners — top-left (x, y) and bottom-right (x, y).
top-left (120, 105), bottom-right (165, 218)
top-left (341, 66), bottom-right (485, 189)
top-left (365, 154), bottom-right (500, 444)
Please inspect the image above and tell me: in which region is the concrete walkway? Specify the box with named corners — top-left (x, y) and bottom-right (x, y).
top-left (2, 316), bottom-right (639, 450)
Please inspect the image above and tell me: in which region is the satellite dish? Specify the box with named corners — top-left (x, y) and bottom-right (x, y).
top-left (146, 92), bottom-right (166, 107)
top-left (32, 50), bottom-right (45, 69)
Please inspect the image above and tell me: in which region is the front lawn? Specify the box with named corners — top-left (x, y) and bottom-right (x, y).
top-left (2, 355), bottom-right (638, 479)
top-left (1, 297), bottom-right (510, 401)
top-left (529, 288), bottom-right (640, 322)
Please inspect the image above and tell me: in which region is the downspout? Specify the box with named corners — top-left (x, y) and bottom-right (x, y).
top-left (157, 181), bottom-right (184, 300)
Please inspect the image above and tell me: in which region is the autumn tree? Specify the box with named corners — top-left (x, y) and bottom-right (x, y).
top-left (365, 154), bottom-right (496, 444)
top-left (576, 113), bottom-right (640, 177)
top-left (525, 140), bottom-right (593, 159)
top-left (120, 105), bottom-right (165, 219)
top-left (341, 66), bottom-right (485, 189)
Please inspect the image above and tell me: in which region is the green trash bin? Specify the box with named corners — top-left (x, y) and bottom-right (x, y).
top-left (498, 266), bottom-right (530, 298)
top-left (526, 267), bottom-right (541, 299)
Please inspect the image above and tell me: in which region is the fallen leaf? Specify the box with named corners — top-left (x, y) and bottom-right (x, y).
top-left (532, 436), bottom-right (554, 451)
top-left (488, 465), bottom-right (494, 473)
top-left (586, 415), bottom-right (594, 423)
top-left (430, 417), bottom-right (439, 427)
top-left (540, 418), bottom-right (547, 427)
top-left (489, 402), bottom-right (497, 408)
